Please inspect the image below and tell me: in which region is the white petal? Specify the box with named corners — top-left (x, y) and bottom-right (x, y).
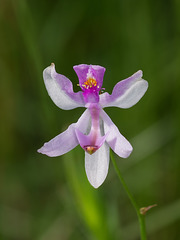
top-left (43, 64), bottom-right (84, 110)
top-left (85, 143), bottom-right (109, 188)
top-left (101, 110), bottom-right (133, 158)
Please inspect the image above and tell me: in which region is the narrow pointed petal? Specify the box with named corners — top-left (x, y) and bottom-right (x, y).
top-left (101, 110), bottom-right (133, 158)
top-left (43, 63), bottom-right (85, 110)
top-left (85, 143), bottom-right (109, 188)
top-left (38, 110), bottom-right (90, 157)
top-left (100, 70), bottom-right (148, 109)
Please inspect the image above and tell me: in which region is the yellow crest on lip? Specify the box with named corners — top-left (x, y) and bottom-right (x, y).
top-left (82, 78), bottom-right (98, 89)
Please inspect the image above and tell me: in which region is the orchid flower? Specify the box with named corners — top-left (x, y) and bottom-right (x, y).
top-left (38, 64), bottom-right (148, 188)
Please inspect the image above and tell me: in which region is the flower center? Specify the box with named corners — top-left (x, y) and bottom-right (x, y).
top-left (82, 78), bottom-right (99, 90)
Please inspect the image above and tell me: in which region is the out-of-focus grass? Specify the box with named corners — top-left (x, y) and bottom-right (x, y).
top-left (0, 0), bottom-right (180, 239)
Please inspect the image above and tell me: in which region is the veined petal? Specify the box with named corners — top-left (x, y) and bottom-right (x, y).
top-left (100, 110), bottom-right (133, 158)
top-left (100, 70), bottom-right (148, 108)
top-left (43, 63), bottom-right (85, 110)
top-left (38, 110), bottom-right (90, 157)
top-left (85, 142), bottom-right (109, 188)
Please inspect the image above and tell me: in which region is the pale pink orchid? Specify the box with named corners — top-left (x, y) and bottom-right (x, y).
top-left (38, 64), bottom-right (148, 188)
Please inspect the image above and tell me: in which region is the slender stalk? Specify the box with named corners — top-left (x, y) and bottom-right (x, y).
top-left (110, 151), bottom-right (147, 240)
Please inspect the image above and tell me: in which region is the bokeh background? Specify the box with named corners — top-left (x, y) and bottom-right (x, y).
top-left (1, 0), bottom-right (180, 239)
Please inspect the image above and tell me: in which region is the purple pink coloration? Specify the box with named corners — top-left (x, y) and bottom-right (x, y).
top-left (38, 64), bottom-right (148, 188)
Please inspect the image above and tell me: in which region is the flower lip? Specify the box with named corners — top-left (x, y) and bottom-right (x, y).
top-left (73, 64), bottom-right (106, 90)
top-left (84, 145), bottom-right (99, 155)
top-left (74, 64), bottom-right (106, 104)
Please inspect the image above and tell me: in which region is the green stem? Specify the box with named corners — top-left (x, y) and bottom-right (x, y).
top-left (110, 151), bottom-right (147, 240)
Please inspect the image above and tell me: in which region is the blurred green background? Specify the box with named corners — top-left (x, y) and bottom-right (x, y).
top-left (0, 0), bottom-right (180, 239)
